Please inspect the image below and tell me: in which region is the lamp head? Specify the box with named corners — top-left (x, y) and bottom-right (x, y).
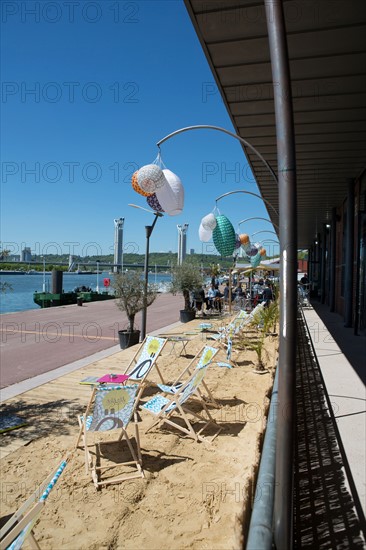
top-left (128, 203), bottom-right (163, 217)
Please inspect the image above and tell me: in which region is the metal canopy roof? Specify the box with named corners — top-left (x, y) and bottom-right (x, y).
top-left (184, 0), bottom-right (366, 248)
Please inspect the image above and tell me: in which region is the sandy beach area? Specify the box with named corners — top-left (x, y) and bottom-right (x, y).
top-left (0, 313), bottom-right (278, 549)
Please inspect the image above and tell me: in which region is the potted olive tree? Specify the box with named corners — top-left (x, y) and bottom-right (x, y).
top-left (112, 271), bottom-right (157, 349)
top-left (170, 262), bottom-right (204, 323)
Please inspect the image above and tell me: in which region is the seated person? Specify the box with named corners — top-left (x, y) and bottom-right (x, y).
top-left (262, 284), bottom-right (273, 308)
top-left (223, 282), bottom-right (235, 303)
top-left (207, 283), bottom-right (218, 311)
top-left (234, 283), bottom-right (244, 297)
top-left (192, 286), bottom-right (207, 315)
top-left (213, 284), bottom-right (224, 312)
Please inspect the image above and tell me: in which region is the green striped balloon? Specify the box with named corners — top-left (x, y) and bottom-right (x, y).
top-left (212, 215), bottom-right (236, 256)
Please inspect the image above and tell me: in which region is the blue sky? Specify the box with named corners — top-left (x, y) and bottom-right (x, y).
top-left (1, 0), bottom-right (279, 259)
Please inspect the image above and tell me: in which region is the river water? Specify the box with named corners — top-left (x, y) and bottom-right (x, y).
top-left (0, 272), bottom-right (172, 314)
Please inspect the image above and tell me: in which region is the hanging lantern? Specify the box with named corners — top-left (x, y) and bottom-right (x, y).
top-left (247, 245), bottom-right (258, 257)
top-left (234, 234), bottom-right (241, 249)
top-left (201, 213), bottom-right (217, 231)
top-left (137, 164), bottom-right (166, 195)
top-left (155, 169), bottom-right (184, 216)
top-left (260, 248), bottom-right (266, 257)
top-left (212, 215), bottom-right (236, 256)
top-left (146, 193), bottom-right (164, 212)
top-left (199, 223), bottom-right (212, 242)
top-left (239, 233), bottom-right (249, 245)
top-left (132, 170), bottom-right (151, 197)
top-left (250, 252), bottom-right (261, 268)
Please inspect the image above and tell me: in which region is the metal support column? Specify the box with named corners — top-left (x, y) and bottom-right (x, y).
top-left (308, 247), bottom-right (313, 289)
top-left (321, 224), bottom-right (327, 304)
top-left (265, 1), bottom-right (297, 548)
top-left (344, 179), bottom-right (355, 327)
top-left (329, 208), bottom-right (337, 312)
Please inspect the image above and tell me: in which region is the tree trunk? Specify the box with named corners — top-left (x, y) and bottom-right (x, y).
top-left (183, 290), bottom-right (191, 311)
top-left (128, 314), bottom-right (135, 332)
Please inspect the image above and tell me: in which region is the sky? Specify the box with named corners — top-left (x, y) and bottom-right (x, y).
top-left (1, 0), bottom-right (279, 260)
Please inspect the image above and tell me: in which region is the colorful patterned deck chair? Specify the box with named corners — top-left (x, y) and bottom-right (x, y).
top-left (0, 459), bottom-right (67, 550)
top-left (123, 336), bottom-right (168, 397)
top-left (75, 384), bottom-right (144, 489)
top-left (209, 309), bottom-right (249, 341)
top-left (162, 345), bottom-right (220, 406)
top-left (142, 364), bottom-right (222, 443)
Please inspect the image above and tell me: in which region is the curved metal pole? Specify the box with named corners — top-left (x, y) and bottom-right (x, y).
top-left (217, 191), bottom-right (279, 217)
top-left (238, 216), bottom-right (279, 229)
top-left (252, 230), bottom-right (278, 238)
top-left (157, 125), bottom-right (278, 184)
top-left (260, 239), bottom-right (280, 245)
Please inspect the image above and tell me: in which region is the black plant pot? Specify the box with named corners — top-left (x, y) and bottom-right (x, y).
top-left (180, 309), bottom-right (196, 323)
top-left (118, 329), bottom-right (140, 349)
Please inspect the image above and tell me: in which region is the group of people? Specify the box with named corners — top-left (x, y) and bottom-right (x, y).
top-left (228, 278), bottom-right (275, 308)
top-left (191, 278), bottom-right (275, 316)
top-left (191, 283), bottom-right (224, 316)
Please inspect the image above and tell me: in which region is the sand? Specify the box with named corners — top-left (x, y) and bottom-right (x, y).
top-left (0, 314), bottom-right (278, 550)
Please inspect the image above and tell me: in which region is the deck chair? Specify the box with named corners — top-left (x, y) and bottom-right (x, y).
top-left (123, 336), bottom-right (168, 397)
top-left (208, 309), bottom-right (248, 340)
top-left (0, 459), bottom-right (68, 550)
top-left (75, 384), bottom-right (144, 489)
top-left (207, 310), bottom-right (249, 364)
top-left (142, 365), bottom-right (222, 443)
top-left (157, 345), bottom-right (219, 407)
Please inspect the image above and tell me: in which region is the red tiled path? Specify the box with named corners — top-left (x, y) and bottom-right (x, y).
top-left (0, 294), bottom-right (183, 388)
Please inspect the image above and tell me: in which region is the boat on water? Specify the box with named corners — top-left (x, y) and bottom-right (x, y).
top-left (33, 288), bottom-right (115, 308)
top-left (0, 270), bottom-right (26, 275)
top-left (33, 271), bottom-right (115, 309)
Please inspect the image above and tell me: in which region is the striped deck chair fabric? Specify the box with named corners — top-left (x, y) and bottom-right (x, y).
top-left (76, 384), bottom-right (144, 489)
top-left (123, 336), bottom-right (168, 389)
top-left (142, 364), bottom-right (222, 443)
top-left (0, 460), bottom-right (67, 550)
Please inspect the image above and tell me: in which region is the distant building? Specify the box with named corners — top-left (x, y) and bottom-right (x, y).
top-left (190, 248), bottom-right (195, 255)
top-left (21, 247), bottom-right (32, 262)
top-left (177, 224), bottom-right (189, 265)
top-left (114, 218), bottom-right (125, 273)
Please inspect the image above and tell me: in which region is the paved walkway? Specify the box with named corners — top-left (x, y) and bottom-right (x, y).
top-left (0, 293), bottom-right (183, 388)
top-left (303, 304), bottom-right (366, 517)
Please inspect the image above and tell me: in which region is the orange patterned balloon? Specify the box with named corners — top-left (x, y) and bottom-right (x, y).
top-left (260, 248), bottom-right (266, 256)
top-left (131, 171), bottom-right (151, 197)
top-left (239, 233), bottom-right (249, 245)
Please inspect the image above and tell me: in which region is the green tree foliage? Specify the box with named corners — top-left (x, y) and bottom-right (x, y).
top-left (112, 271), bottom-right (157, 332)
top-left (170, 262), bottom-right (204, 311)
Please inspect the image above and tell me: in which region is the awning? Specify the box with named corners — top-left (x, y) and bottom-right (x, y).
top-left (184, 0), bottom-right (366, 248)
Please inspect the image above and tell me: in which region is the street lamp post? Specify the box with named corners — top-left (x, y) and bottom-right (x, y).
top-left (128, 204), bottom-right (163, 341)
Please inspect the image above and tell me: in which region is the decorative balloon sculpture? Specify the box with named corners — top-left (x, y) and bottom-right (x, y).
top-left (240, 236), bottom-right (266, 267)
top-left (198, 214), bottom-right (267, 262)
top-left (137, 164), bottom-right (166, 195)
top-left (131, 157), bottom-right (185, 216)
top-left (198, 211), bottom-right (236, 256)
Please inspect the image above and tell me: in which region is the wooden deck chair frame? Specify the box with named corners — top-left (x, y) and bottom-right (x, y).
top-left (75, 384), bottom-right (144, 489)
top-left (123, 335), bottom-right (168, 398)
top-left (142, 366), bottom-right (222, 444)
top-left (170, 345), bottom-right (220, 407)
top-left (0, 459), bottom-right (68, 550)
